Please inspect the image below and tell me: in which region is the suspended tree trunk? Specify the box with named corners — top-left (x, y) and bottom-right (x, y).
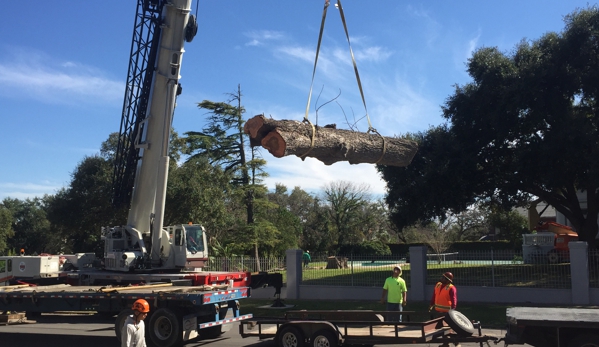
top-left (244, 115), bottom-right (418, 167)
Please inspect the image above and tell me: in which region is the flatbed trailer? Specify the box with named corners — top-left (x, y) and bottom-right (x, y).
top-left (0, 283), bottom-right (252, 347)
top-left (240, 310), bottom-right (499, 347)
top-left (505, 307), bottom-right (599, 347)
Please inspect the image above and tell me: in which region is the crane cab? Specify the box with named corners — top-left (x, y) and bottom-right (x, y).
top-left (0, 258), bottom-right (12, 286)
top-left (167, 224), bottom-right (208, 272)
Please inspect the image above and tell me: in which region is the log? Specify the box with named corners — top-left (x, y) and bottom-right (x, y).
top-left (244, 115), bottom-right (418, 167)
top-left (325, 256), bottom-right (348, 269)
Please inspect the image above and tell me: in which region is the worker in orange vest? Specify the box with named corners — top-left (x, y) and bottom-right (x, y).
top-left (430, 272), bottom-right (459, 347)
top-left (429, 272), bottom-right (457, 318)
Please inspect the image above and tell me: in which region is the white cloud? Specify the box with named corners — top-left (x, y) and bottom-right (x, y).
top-left (355, 46), bottom-right (393, 62)
top-left (406, 5), bottom-right (441, 48)
top-left (262, 154), bottom-right (386, 198)
top-left (244, 30), bottom-right (285, 46)
top-left (366, 74), bottom-right (442, 133)
top-left (0, 48), bottom-right (122, 104)
top-left (0, 182), bottom-right (62, 200)
top-left (277, 45), bottom-right (315, 62)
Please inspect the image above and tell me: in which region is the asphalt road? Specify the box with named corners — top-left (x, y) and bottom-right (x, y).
top-left (0, 313), bottom-right (525, 347)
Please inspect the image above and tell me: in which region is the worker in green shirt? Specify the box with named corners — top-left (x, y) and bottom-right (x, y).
top-left (380, 266), bottom-right (407, 322)
top-left (302, 250), bottom-right (311, 268)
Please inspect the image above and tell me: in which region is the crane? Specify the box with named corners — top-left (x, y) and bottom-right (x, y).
top-left (102, 0), bottom-right (202, 272)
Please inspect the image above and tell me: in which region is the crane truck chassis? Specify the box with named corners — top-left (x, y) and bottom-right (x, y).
top-left (0, 283), bottom-right (252, 347)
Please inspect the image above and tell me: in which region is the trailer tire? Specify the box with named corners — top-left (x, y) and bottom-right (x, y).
top-left (311, 329), bottom-right (338, 347)
top-left (444, 310), bottom-right (475, 337)
top-left (568, 333), bottom-right (599, 347)
top-left (277, 326), bottom-right (305, 347)
top-left (115, 309), bottom-right (133, 342)
top-left (148, 308), bottom-right (182, 347)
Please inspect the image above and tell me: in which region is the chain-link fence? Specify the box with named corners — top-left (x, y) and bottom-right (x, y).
top-left (302, 253), bottom-right (410, 286)
top-left (590, 248), bottom-right (599, 288)
top-left (205, 256), bottom-right (285, 273)
top-left (425, 250), bottom-right (572, 288)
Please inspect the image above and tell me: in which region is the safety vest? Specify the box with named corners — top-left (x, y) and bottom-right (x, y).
top-left (433, 282), bottom-right (454, 312)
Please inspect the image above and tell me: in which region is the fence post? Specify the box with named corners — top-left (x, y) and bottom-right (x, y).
top-left (491, 248), bottom-right (495, 287)
top-left (409, 246), bottom-right (428, 301)
top-left (569, 241), bottom-right (589, 305)
top-left (350, 252), bottom-right (354, 287)
top-left (286, 249), bottom-right (302, 299)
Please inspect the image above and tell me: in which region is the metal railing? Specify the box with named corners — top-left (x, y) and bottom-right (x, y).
top-left (302, 250), bottom-right (573, 289)
top-left (205, 256), bottom-right (285, 273)
top-left (205, 248), bottom-right (591, 290)
top-left (425, 250), bottom-right (571, 288)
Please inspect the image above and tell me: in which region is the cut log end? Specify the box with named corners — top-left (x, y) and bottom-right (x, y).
top-left (262, 132), bottom-right (286, 158)
top-left (244, 115), bottom-right (265, 139)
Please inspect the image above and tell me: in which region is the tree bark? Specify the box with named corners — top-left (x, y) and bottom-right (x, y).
top-left (244, 115), bottom-right (418, 167)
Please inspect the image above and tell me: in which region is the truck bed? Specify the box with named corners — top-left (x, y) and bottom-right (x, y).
top-left (0, 283), bottom-right (249, 313)
top-left (507, 307), bottom-right (599, 328)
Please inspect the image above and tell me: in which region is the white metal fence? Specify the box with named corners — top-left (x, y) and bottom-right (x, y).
top-left (205, 256), bottom-right (285, 273)
top-left (208, 248), bottom-right (590, 290)
top-left (424, 250), bottom-right (572, 288)
top-left (301, 250), bottom-right (574, 289)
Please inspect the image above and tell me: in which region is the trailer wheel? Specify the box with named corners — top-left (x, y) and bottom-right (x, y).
top-left (277, 326), bottom-right (305, 347)
top-left (148, 308), bottom-right (182, 347)
top-left (568, 333), bottom-right (599, 347)
top-left (311, 329), bottom-right (338, 347)
top-left (114, 309), bottom-right (133, 342)
top-left (444, 310), bottom-right (475, 337)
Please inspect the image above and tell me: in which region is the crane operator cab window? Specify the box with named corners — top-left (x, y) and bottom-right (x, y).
top-left (0, 259), bottom-right (10, 286)
top-left (185, 226), bottom-right (204, 254)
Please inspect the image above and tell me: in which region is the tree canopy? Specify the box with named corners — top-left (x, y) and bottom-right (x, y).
top-left (380, 7), bottom-right (599, 243)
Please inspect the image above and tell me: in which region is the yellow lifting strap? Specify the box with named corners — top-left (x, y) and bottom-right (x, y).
top-left (300, 0), bottom-right (330, 160)
top-left (302, 0), bottom-right (384, 162)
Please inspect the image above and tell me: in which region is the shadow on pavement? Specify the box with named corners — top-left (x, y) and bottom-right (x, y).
top-left (33, 313), bottom-right (115, 324)
top-left (0, 333), bottom-right (116, 347)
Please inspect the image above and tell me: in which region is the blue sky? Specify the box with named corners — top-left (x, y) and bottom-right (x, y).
top-left (0, 1), bottom-right (593, 201)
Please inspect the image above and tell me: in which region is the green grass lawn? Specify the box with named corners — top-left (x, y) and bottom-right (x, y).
top-left (301, 261), bottom-right (572, 288)
top-left (240, 298), bottom-right (511, 329)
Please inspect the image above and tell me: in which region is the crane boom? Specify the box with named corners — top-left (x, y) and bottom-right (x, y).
top-left (127, 0), bottom-right (191, 262)
top-left (103, 0), bottom-right (199, 272)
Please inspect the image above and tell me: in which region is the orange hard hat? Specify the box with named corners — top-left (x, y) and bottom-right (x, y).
top-left (132, 299), bottom-right (150, 313)
top-left (443, 272), bottom-right (453, 282)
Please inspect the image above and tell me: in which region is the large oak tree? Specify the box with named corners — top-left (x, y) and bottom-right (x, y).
top-left (381, 8), bottom-right (599, 244)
